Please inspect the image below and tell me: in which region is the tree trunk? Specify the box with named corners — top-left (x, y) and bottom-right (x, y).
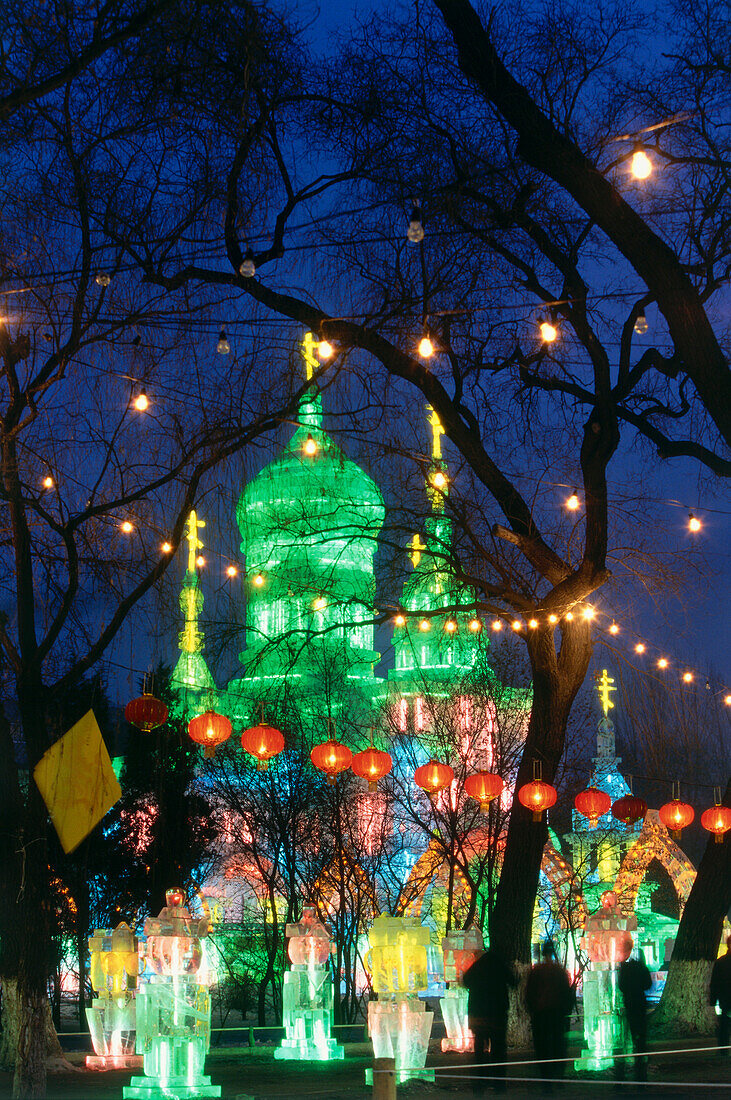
top-left (652, 779), bottom-right (731, 1035)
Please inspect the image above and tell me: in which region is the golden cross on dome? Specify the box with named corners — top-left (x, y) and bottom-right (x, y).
top-left (596, 668), bottom-right (616, 716)
top-left (428, 405), bottom-right (444, 460)
top-left (185, 510), bottom-right (206, 572)
top-left (409, 533), bottom-right (426, 567)
top-left (301, 331), bottom-right (319, 382)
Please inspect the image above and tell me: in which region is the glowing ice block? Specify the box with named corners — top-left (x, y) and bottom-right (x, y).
top-left (440, 926), bottom-right (484, 1053)
top-left (575, 891), bottom-right (635, 1071)
top-left (365, 915), bottom-right (434, 1084)
top-left (274, 906), bottom-right (343, 1061)
top-left (122, 888), bottom-right (220, 1100)
top-left (86, 922), bottom-right (141, 1069)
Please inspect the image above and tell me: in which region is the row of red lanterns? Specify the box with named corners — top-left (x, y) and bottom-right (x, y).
top-left (126, 696), bottom-right (730, 840)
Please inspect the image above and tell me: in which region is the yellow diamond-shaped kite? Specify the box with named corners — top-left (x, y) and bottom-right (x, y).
top-left (33, 709), bottom-right (121, 854)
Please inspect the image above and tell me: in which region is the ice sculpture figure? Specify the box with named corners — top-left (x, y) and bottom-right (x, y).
top-left (365, 914), bottom-right (434, 1084)
top-left (274, 905), bottom-right (344, 1061)
top-left (440, 926), bottom-right (484, 1053)
top-left (575, 890), bottom-right (636, 1071)
top-left (123, 889), bottom-right (220, 1100)
top-left (86, 921), bottom-right (141, 1069)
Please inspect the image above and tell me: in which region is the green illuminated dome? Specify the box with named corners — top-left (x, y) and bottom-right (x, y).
top-left (231, 392), bottom-right (385, 691)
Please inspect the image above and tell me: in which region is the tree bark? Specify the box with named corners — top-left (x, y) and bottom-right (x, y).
top-left (652, 779), bottom-right (731, 1034)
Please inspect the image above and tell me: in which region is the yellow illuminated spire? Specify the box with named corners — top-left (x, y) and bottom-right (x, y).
top-left (596, 668), bottom-right (616, 717)
top-left (185, 510), bottom-right (206, 573)
top-left (409, 533), bottom-right (426, 567)
top-left (428, 405), bottom-right (444, 460)
top-left (301, 331), bottom-right (319, 382)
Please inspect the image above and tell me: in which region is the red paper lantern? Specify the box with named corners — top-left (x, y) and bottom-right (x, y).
top-left (414, 760), bottom-right (454, 797)
top-left (574, 787), bottom-right (612, 827)
top-left (701, 803), bottom-right (731, 843)
top-left (351, 746), bottom-right (392, 791)
top-left (611, 794), bottom-right (647, 826)
top-left (464, 771), bottom-right (504, 812)
top-left (241, 723), bottom-right (285, 770)
top-left (518, 780), bottom-right (557, 822)
top-left (187, 710), bottom-right (232, 758)
top-left (659, 799), bottom-right (695, 838)
top-left (125, 694), bottom-right (168, 732)
top-left (310, 739), bottom-right (352, 784)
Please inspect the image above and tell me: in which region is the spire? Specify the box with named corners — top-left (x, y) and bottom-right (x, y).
top-left (299, 331), bottom-right (323, 430)
top-left (593, 669), bottom-right (618, 767)
top-left (171, 510), bottom-right (216, 705)
top-left (425, 405), bottom-right (448, 513)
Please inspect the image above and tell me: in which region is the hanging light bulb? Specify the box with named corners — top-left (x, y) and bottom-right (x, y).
top-left (418, 335), bottom-right (434, 358)
top-left (705, 679), bottom-right (711, 691)
top-left (609, 622), bottom-right (619, 635)
top-left (724, 695), bottom-right (731, 706)
top-left (133, 391), bottom-right (149, 411)
top-left (120, 520), bottom-right (134, 534)
top-left (161, 541), bottom-right (173, 554)
top-left (688, 512), bottom-right (701, 533)
top-left (431, 470), bottom-right (447, 490)
top-left (407, 202), bottom-right (424, 243)
top-left (631, 146), bottom-right (652, 180)
top-left (682, 671), bottom-right (693, 683)
top-left (42, 475), bottom-right (54, 489)
top-left (565, 611), bottom-right (574, 621)
top-left (303, 433), bottom-right (318, 456)
top-left (566, 490), bottom-right (580, 511)
top-left (528, 618), bottom-right (539, 629)
top-left (657, 657), bottom-right (668, 669)
top-left (318, 339), bottom-right (334, 360)
top-left (582, 606), bottom-right (595, 621)
top-left (196, 555), bottom-right (206, 568)
top-left (239, 248), bottom-right (256, 278)
top-left (490, 619), bottom-right (502, 631)
top-left (511, 619), bottom-right (522, 631)
top-left (252, 572), bottom-right (265, 587)
top-left (95, 273), bottom-right (111, 287)
top-left (445, 619), bottom-right (457, 633)
top-left (469, 618), bottom-right (483, 632)
top-left (635, 642), bottom-right (646, 654)
top-left (548, 614), bottom-right (558, 625)
top-left (419, 618), bottom-right (431, 631)
top-left (313, 596), bottom-right (327, 611)
top-left (634, 313), bottom-right (648, 335)
top-left (393, 613), bottom-right (406, 626)
top-left (217, 329), bottom-right (230, 355)
top-left (539, 318), bottom-right (558, 343)
top-left (226, 565), bottom-right (238, 578)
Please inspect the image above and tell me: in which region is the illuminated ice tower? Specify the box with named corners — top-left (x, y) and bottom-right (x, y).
top-left (226, 333), bottom-right (385, 720)
top-left (170, 511), bottom-right (217, 714)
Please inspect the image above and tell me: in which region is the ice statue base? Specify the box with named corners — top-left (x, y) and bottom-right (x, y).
top-left (123, 1074), bottom-right (220, 1099)
top-left (574, 968), bottom-right (627, 1072)
top-left (440, 986), bottom-right (474, 1053)
top-left (86, 1054), bottom-right (142, 1070)
top-left (274, 1036), bottom-right (344, 1061)
top-left (365, 998), bottom-right (434, 1085)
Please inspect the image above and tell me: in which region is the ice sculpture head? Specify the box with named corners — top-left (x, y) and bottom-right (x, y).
top-left (581, 891), bottom-right (635, 966)
top-left (442, 925), bottom-right (484, 984)
top-left (367, 914), bottom-right (430, 994)
top-left (286, 906), bottom-right (331, 967)
top-left (142, 888), bottom-right (210, 979)
top-left (89, 921), bottom-right (139, 994)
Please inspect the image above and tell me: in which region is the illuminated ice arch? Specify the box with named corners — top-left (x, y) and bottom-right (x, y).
top-left (612, 809), bottom-right (696, 918)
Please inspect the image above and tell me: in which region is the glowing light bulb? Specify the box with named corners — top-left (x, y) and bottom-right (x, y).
top-left (528, 618), bottom-right (539, 629)
top-left (407, 205), bottom-right (424, 243)
top-left (724, 694), bottom-right (731, 706)
top-left (133, 391), bottom-right (149, 411)
top-left (635, 642), bottom-right (646, 654)
top-left (511, 619), bottom-right (522, 631)
top-left (491, 619), bottom-right (502, 631)
top-left (120, 520), bottom-right (134, 534)
top-left (468, 618), bottom-right (482, 632)
top-left (565, 612), bottom-right (574, 621)
top-left (431, 470), bottom-right (447, 489)
top-left (566, 490), bottom-right (580, 511)
top-left (161, 541), bottom-right (172, 553)
top-left (548, 614), bottom-right (558, 625)
top-left (634, 313), bottom-right (648, 335)
top-left (631, 147), bottom-right (652, 180)
top-left (419, 618), bottom-right (431, 631)
top-left (657, 657), bottom-right (668, 669)
top-left (394, 613), bottom-right (406, 626)
top-left (688, 512), bottom-right (701, 533)
top-left (95, 273), bottom-right (111, 287)
top-left (42, 475), bottom-right (54, 489)
top-left (239, 249), bottom-right (256, 278)
top-left (418, 335), bottom-right (434, 358)
top-left (303, 433), bottom-right (318, 456)
top-left (539, 320), bottom-right (557, 343)
top-left (313, 596), bottom-right (327, 611)
top-left (226, 565), bottom-right (238, 578)
top-left (445, 619), bottom-right (457, 633)
top-left (582, 606), bottom-right (595, 620)
top-left (252, 572), bottom-right (265, 587)
top-left (682, 671), bottom-right (693, 683)
top-left (318, 339), bottom-right (334, 360)
top-left (609, 622), bottom-right (619, 635)
top-left (217, 329), bottom-right (230, 355)
top-left (196, 555), bottom-right (206, 567)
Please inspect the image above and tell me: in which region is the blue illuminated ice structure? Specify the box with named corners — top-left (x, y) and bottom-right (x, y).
top-left (122, 888), bottom-right (220, 1100)
top-left (365, 914), bottom-right (434, 1084)
top-left (274, 905), bottom-right (344, 1061)
top-left (441, 926), bottom-right (484, 1052)
top-left (575, 890), bottom-right (636, 1071)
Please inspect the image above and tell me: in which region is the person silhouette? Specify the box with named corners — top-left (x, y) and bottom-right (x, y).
top-left (618, 949), bottom-right (653, 1081)
top-left (524, 943), bottom-right (574, 1092)
top-left (463, 945), bottom-right (516, 1094)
